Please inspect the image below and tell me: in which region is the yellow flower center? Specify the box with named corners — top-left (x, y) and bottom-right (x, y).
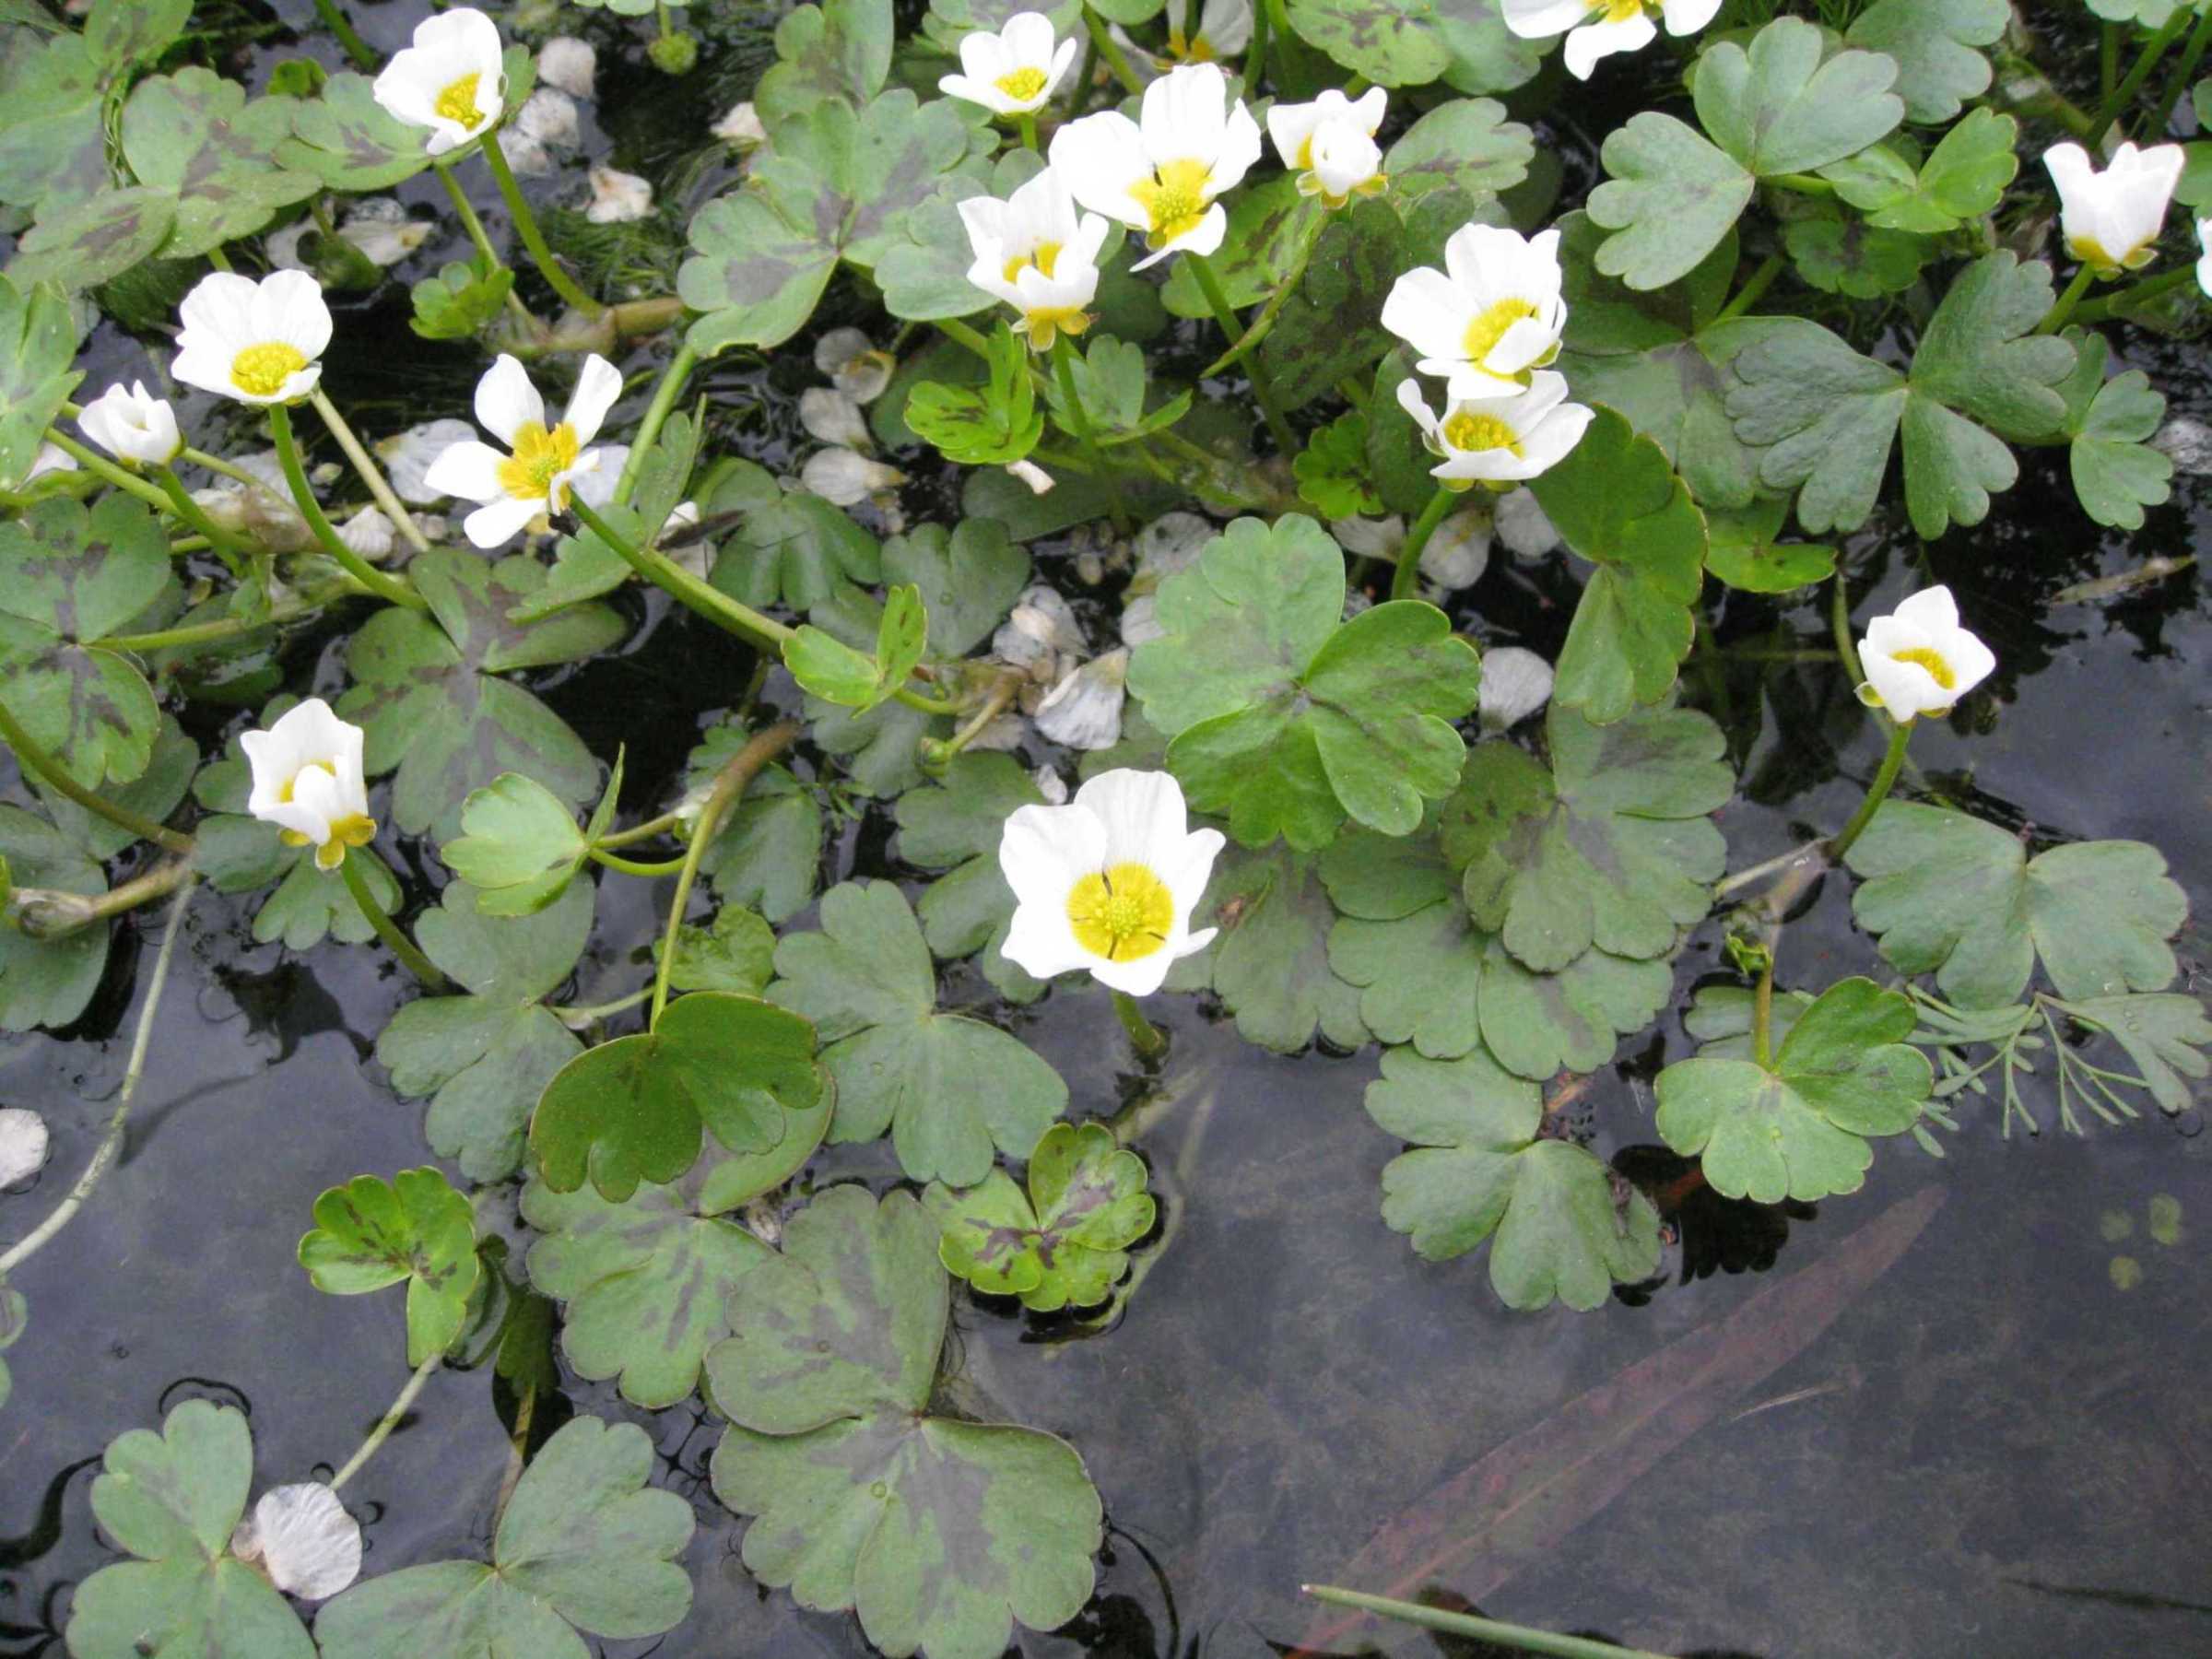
top-left (497, 421), bottom-right (582, 504)
top-left (1462, 298), bottom-right (1541, 369)
top-left (994, 65), bottom-right (1048, 101)
top-left (1599, 0), bottom-right (1652, 19)
top-left (1066, 862), bottom-right (1174, 962)
top-left (1018, 306), bottom-right (1091, 349)
top-left (1441, 412), bottom-right (1523, 455)
top-left (1003, 241), bottom-right (1063, 284)
top-left (436, 72), bottom-right (485, 129)
top-left (1888, 646), bottom-right (1956, 690)
top-left (230, 342), bottom-right (309, 399)
top-left (1131, 158), bottom-right (1215, 247)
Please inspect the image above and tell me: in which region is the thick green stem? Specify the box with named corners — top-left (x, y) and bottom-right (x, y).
top-left (615, 341), bottom-right (699, 506)
top-left (1390, 486), bottom-right (1458, 602)
top-left (652, 722), bottom-right (800, 1024)
top-left (312, 0), bottom-right (378, 70)
top-left (1186, 253), bottom-right (1300, 456)
top-left (1051, 335), bottom-right (1129, 534)
top-left (0, 698), bottom-right (193, 853)
top-left (1301, 1587), bottom-right (1674, 1659)
top-left (1017, 112), bottom-right (1040, 152)
top-left (935, 316), bottom-right (994, 359)
top-left (594, 807), bottom-right (685, 850)
top-left (1084, 6), bottom-right (1146, 93)
top-left (2037, 262), bottom-right (2099, 335)
top-left (571, 495), bottom-right (791, 650)
top-left (308, 390), bottom-right (431, 554)
top-left (2093, 8), bottom-right (2193, 135)
top-left (2070, 263), bottom-right (2197, 324)
top-left (1714, 251), bottom-right (1785, 324)
top-left (1828, 717), bottom-right (1913, 865)
top-left (153, 465), bottom-right (248, 572)
top-left (9, 858), bottom-right (195, 940)
top-left (339, 852), bottom-right (451, 992)
top-left (1765, 171), bottom-right (1836, 198)
top-left (1752, 947), bottom-right (1777, 1067)
top-left (2149, 1), bottom-right (2212, 134)
top-left (328, 1351), bottom-right (441, 1493)
top-left (433, 160), bottom-right (536, 332)
top-left (103, 586), bottom-right (357, 655)
top-left (40, 429), bottom-right (171, 512)
top-left (589, 847), bottom-right (688, 877)
top-left (1244, 0), bottom-right (1270, 89)
top-left (1111, 988), bottom-right (1168, 1062)
top-left (480, 128), bottom-right (606, 319)
top-left (266, 405), bottom-right (426, 609)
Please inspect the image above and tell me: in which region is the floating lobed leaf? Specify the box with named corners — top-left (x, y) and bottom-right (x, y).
top-left (924, 1122), bottom-right (1156, 1312)
top-left (298, 1168), bottom-right (482, 1366)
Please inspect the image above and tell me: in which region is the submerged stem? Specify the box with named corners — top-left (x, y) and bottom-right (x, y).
top-left (266, 405), bottom-right (425, 610)
top-left (1111, 989), bottom-right (1169, 1063)
top-left (308, 390), bottom-right (432, 554)
top-left (1300, 1586), bottom-right (1675, 1659)
top-left (339, 852), bottom-right (451, 993)
top-left (328, 1350), bottom-right (441, 1493)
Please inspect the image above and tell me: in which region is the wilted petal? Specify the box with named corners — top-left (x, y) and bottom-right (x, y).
top-left (231, 1483), bottom-right (362, 1601)
top-left (1478, 645), bottom-right (1554, 732)
top-left (0, 1108), bottom-right (47, 1186)
top-left (1035, 647), bottom-right (1129, 749)
top-left (538, 36), bottom-right (596, 99)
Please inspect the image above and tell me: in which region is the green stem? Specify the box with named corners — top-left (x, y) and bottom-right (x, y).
top-left (2069, 263), bottom-right (2197, 324)
top-left (328, 1351), bottom-right (441, 1493)
top-left (103, 587), bottom-right (353, 654)
top-left (1051, 334), bottom-right (1129, 534)
top-left (1752, 946), bottom-right (1777, 1067)
top-left (1200, 205), bottom-right (1326, 377)
top-left (8, 857), bottom-right (195, 940)
top-left (571, 494), bottom-right (791, 649)
top-left (1083, 6), bottom-right (1146, 95)
top-left (615, 341), bottom-right (699, 506)
top-left (1828, 717), bottom-right (1913, 865)
top-left (922, 669), bottom-right (1021, 767)
top-left (1830, 570), bottom-right (1863, 683)
top-left (1714, 251), bottom-right (1785, 324)
top-left (308, 389), bottom-right (432, 554)
top-left (1111, 988), bottom-right (1168, 1062)
top-left (594, 807), bottom-right (684, 850)
top-left (555, 985), bottom-right (654, 1026)
top-left (1301, 1587), bottom-right (1675, 1659)
top-left (1185, 253), bottom-right (1299, 456)
top-left (589, 847), bottom-right (688, 877)
top-left (651, 722), bottom-right (800, 1024)
top-left (153, 465), bottom-right (248, 573)
top-left (40, 429), bottom-right (171, 512)
top-left (1390, 486), bottom-right (1458, 602)
top-left (1244, 0), bottom-right (1270, 89)
top-left (433, 160), bottom-right (536, 331)
top-left (1016, 112), bottom-right (1040, 152)
top-left (2103, 21), bottom-right (2120, 101)
top-left (312, 0), bottom-right (378, 71)
top-left (266, 405), bottom-right (425, 609)
top-left (479, 128), bottom-right (605, 319)
top-left (339, 852), bottom-right (451, 992)
top-left (2037, 261), bottom-right (2099, 335)
top-left (0, 697), bottom-right (194, 853)
top-left (2097, 8), bottom-right (2195, 134)
top-left (1765, 171), bottom-right (1836, 197)
top-left (2148, 0), bottom-right (2212, 135)
top-left (935, 316), bottom-right (994, 359)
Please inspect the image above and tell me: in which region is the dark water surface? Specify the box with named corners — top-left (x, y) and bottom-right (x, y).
top-left (3, 3), bottom-right (2209, 1656)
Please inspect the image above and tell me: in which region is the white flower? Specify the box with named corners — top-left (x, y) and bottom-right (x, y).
top-left (423, 353), bottom-right (623, 547)
top-left (2045, 141), bottom-right (2184, 276)
top-left (2198, 217), bottom-right (2212, 300)
top-left (799, 386), bottom-right (872, 450)
top-left (516, 88), bottom-right (581, 150)
top-left (1382, 224), bottom-right (1567, 401)
top-left (800, 447), bottom-right (905, 505)
top-left (241, 699), bottom-right (374, 872)
top-left (371, 6), bottom-right (507, 158)
top-left (1050, 64), bottom-right (1263, 270)
top-left (712, 100), bottom-right (766, 147)
top-left (1396, 371), bottom-right (1594, 488)
top-left (230, 1484), bottom-right (362, 1601)
top-left (1856, 584), bottom-right (1995, 723)
top-left (1268, 88), bottom-right (1388, 206)
top-left (0, 1107), bottom-right (47, 1187)
top-left (1167, 0), bottom-right (1252, 62)
top-left (1478, 645), bottom-right (1553, 731)
top-left (586, 166), bottom-right (653, 224)
top-left (939, 11), bottom-right (1077, 117)
top-left (998, 768), bottom-right (1226, 994)
top-left (1035, 647), bottom-right (1130, 748)
top-left (77, 382), bottom-right (182, 467)
top-left (958, 169), bottom-right (1112, 348)
top-left (537, 36), bottom-right (596, 100)
top-left (379, 418), bottom-right (479, 503)
top-left (172, 270), bottom-right (332, 407)
top-left (1502, 0), bottom-right (1723, 81)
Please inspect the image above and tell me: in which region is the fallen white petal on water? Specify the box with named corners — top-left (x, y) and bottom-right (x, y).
top-left (1478, 645), bottom-right (1554, 732)
top-left (798, 387), bottom-right (872, 450)
top-left (1330, 512), bottom-right (1403, 559)
top-left (516, 88), bottom-right (581, 150)
top-left (337, 507), bottom-right (395, 560)
top-left (1120, 593), bottom-right (1163, 648)
top-left (1494, 487), bottom-right (1560, 559)
top-left (966, 713), bottom-right (1027, 751)
top-left (994, 584), bottom-right (1086, 672)
top-left (200, 453), bottom-right (313, 551)
top-left (712, 100), bottom-right (767, 147)
top-left (1004, 458), bottom-right (1055, 495)
top-left (1035, 647), bottom-right (1129, 749)
top-left (1421, 506), bottom-right (1491, 592)
top-left (538, 36), bottom-right (596, 99)
top-left (0, 1108), bottom-right (48, 1186)
top-left (2152, 416), bottom-right (2212, 474)
top-left (230, 1483), bottom-right (362, 1601)
top-left (800, 447), bottom-right (904, 505)
top-left (1033, 765), bottom-right (1070, 805)
top-left (585, 166), bottom-right (653, 223)
top-left (380, 419), bottom-right (480, 503)
top-left (1129, 511), bottom-right (1214, 592)
top-left (500, 131), bottom-right (555, 177)
top-left (340, 208), bottom-right (431, 268)
top-left (814, 327), bottom-right (875, 379)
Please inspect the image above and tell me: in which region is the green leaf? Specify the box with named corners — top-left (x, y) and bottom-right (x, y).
top-left (1188, 841), bottom-right (1371, 1053)
top-left (523, 1167), bottom-right (775, 1407)
top-left (1295, 409), bottom-right (1385, 519)
top-left (1693, 18), bottom-right (1903, 177)
top-left (1843, 802), bottom-right (2188, 1008)
top-left (276, 70), bottom-right (438, 191)
top-left (1443, 702), bottom-right (1731, 973)
top-left (1656, 977), bottom-right (1932, 1202)
top-left (314, 1417), bottom-right (694, 1658)
top-left (1283, 0), bottom-right (1538, 90)
top-left (251, 847), bottom-right (403, 950)
top-left (754, 0), bottom-right (891, 125)
top-left (1127, 514), bottom-right (1480, 850)
top-left (0, 30), bottom-right (108, 216)
top-left (1527, 406), bottom-right (1706, 724)
top-left (84, 0), bottom-right (191, 69)
top-left (1783, 206), bottom-right (1932, 299)
top-left (1585, 113), bottom-right (1754, 293)
top-left (409, 259), bottom-right (516, 341)
top-left (2053, 993), bottom-right (2212, 1115)
top-left (376, 880), bottom-right (593, 1182)
top-left (2056, 330), bottom-right (2173, 531)
top-left (670, 904), bottom-right (778, 995)
top-left (298, 1168), bottom-right (482, 1367)
top-left (6, 186), bottom-right (179, 292)
top-left (441, 771), bottom-right (594, 915)
top-left (769, 881), bottom-right (1067, 1185)
top-left (677, 188), bottom-right (840, 355)
top-left (907, 324), bottom-right (1042, 465)
top-left (66, 1401), bottom-right (314, 1659)
top-left (707, 1187), bottom-right (1100, 1659)
top-left (0, 275), bottom-right (85, 492)
top-left (687, 721), bottom-right (825, 923)
top-left (1846, 0), bottom-right (2006, 124)
top-left (711, 492), bottom-right (881, 611)
top-left (1365, 1045), bottom-right (1660, 1309)
top-left (531, 991), bottom-right (827, 1202)
top-left (783, 583), bottom-right (927, 712)
top-left (895, 752), bottom-right (1047, 998)
top-left (0, 805), bottom-right (107, 1031)
top-left (32, 714), bottom-right (194, 862)
top-left (924, 1123), bottom-right (1155, 1312)
top-left (1383, 97), bottom-right (1534, 205)
top-left (1701, 498), bottom-right (1836, 592)
top-left (120, 66), bottom-right (319, 258)
top-left (0, 491), bottom-right (173, 641)
top-left (886, 517), bottom-right (1030, 657)
top-left (1727, 253), bottom-right (2075, 537)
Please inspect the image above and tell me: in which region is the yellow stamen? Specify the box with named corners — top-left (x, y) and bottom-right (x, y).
top-left (1130, 157), bottom-right (1215, 249)
top-left (1462, 298), bottom-right (1542, 371)
top-left (436, 72), bottom-right (485, 129)
top-left (1067, 862), bottom-right (1175, 962)
top-left (994, 65), bottom-right (1047, 101)
top-left (1020, 307), bottom-right (1091, 349)
top-left (1888, 647), bottom-right (1956, 690)
top-left (1441, 412), bottom-right (1523, 455)
top-left (230, 343), bottom-right (309, 399)
top-left (1600, 0), bottom-right (1651, 19)
top-left (497, 421), bottom-right (582, 505)
top-left (1002, 241), bottom-right (1064, 284)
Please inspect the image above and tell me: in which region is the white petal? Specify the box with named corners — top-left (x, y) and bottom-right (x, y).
top-left (1563, 13), bottom-right (1655, 78)
top-left (0, 1107), bottom-right (47, 1186)
top-left (1889, 584), bottom-right (1960, 634)
top-left (1073, 767), bottom-right (1194, 873)
top-left (232, 1484), bottom-right (362, 1601)
top-left (474, 355), bottom-right (544, 446)
top-left (422, 439), bottom-right (510, 505)
top-left (516, 88), bottom-right (580, 149)
top-left (562, 354), bottom-right (625, 446)
top-left (1000, 896), bottom-right (1095, 981)
top-left (1000, 800), bottom-right (1110, 912)
top-left (1501, 0), bottom-right (1591, 39)
top-left (178, 271), bottom-right (262, 355)
top-left (1478, 646), bottom-right (1554, 731)
top-left (1034, 649), bottom-right (1130, 749)
top-left (380, 418), bottom-right (481, 502)
top-left (260, 269), bottom-right (333, 361)
top-left (538, 36), bottom-right (596, 99)
top-left (799, 387), bottom-right (871, 449)
top-left (585, 166), bottom-right (653, 224)
top-left (1494, 486), bottom-right (1559, 558)
top-left (1049, 113), bottom-right (1151, 228)
top-left (1661, 0), bottom-right (1723, 31)
top-left (463, 493), bottom-right (543, 548)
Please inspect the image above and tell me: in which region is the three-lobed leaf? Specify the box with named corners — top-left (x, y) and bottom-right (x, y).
top-left (297, 1168), bottom-right (482, 1367)
top-left (924, 1123), bottom-right (1156, 1312)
